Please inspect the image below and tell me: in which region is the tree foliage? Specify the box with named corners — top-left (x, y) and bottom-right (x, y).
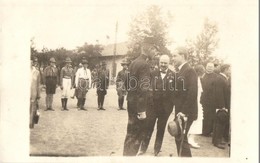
top-left (30, 41), bottom-right (104, 70)
top-left (127, 5), bottom-right (172, 60)
top-left (185, 18), bottom-right (220, 66)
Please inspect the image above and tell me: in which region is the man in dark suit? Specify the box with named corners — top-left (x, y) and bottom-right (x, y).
top-left (123, 42), bottom-right (157, 156)
top-left (172, 46), bottom-right (198, 157)
top-left (212, 64), bottom-right (231, 149)
top-left (96, 61), bottom-right (109, 110)
top-left (200, 62), bottom-right (219, 136)
top-left (139, 55), bottom-right (175, 156)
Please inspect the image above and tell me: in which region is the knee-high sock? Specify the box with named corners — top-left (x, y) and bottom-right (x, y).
top-left (49, 94), bottom-right (53, 108)
top-left (98, 95), bottom-right (101, 107)
top-left (121, 97), bottom-right (124, 108)
top-left (100, 95), bottom-right (105, 107)
top-left (46, 95), bottom-right (49, 108)
top-left (82, 98), bottom-right (86, 107)
top-left (64, 98), bottom-right (68, 109)
top-left (61, 98), bottom-right (64, 109)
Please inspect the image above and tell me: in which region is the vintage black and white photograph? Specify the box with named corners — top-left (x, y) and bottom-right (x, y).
top-left (1, 0), bottom-right (258, 162)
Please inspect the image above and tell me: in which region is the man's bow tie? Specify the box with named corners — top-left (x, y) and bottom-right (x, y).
top-left (160, 70), bottom-right (167, 74)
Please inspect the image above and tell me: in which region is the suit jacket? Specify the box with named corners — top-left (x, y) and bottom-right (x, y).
top-left (126, 55), bottom-right (150, 113)
top-left (150, 68), bottom-right (175, 113)
top-left (200, 73), bottom-right (218, 108)
top-left (151, 69), bottom-right (175, 100)
top-left (174, 63), bottom-right (198, 120)
top-left (215, 74), bottom-right (230, 110)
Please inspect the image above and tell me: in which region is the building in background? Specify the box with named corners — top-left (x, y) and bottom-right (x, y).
top-left (100, 42), bottom-right (128, 84)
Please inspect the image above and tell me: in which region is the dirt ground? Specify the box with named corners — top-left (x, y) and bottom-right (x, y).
top-left (30, 85), bottom-right (230, 157)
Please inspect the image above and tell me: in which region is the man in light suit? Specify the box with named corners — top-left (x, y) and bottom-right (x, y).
top-left (140, 55), bottom-right (175, 156)
top-left (172, 46), bottom-right (198, 157)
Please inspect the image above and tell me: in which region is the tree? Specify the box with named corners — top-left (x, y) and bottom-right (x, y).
top-left (76, 42), bottom-right (103, 69)
top-left (186, 18), bottom-right (220, 66)
top-left (127, 5), bottom-right (172, 60)
top-left (30, 37), bottom-right (38, 58)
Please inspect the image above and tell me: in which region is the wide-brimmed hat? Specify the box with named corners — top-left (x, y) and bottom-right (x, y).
top-left (82, 59), bottom-right (88, 64)
top-left (101, 61), bottom-right (106, 65)
top-left (49, 57), bottom-right (56, 63)
top-left (121, 59), bottom-right (130, 65)
top-left (65, 57), bottom-right (72, 63)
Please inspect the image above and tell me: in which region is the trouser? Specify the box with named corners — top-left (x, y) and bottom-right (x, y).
top-left (123, 101), bottom-right (146, 156)
top-left (223, 112), bottom-right (230, 142)
top-left (46, 94), bottom-right (54, 109)
top-left (78, 98), bottom-right (86, 108)
top-left (30, 100), bottom-right (37, 128)
top-left (140, 101), bottom-right (173, 153)
top-left (212, 110), bottom-right (229, 145)
top-left (202, 106), bottom-right (215, 136)
top-left (61, 78), bottom-right (71, 98)
top-left (175, 119), bottom-right (193, 157)
top-left (97, 95), bottom-right (105, 108)
top-left (118, 96), bottom-right (125, 108)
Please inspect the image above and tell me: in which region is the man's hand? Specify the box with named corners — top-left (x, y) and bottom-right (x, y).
top-left (177, 112), bottom-right (188, 122)
top-left (137, 112), bottom-right (146, 120)
top-left (216, 108), bottom-right (228, 113)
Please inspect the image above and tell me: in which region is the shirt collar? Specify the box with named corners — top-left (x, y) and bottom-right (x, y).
top-left (178, 62), bottom-right (187, 71)
top-left (220, 73), bottom-right (228, 80)
top-left (160, 68), bottom-right (168, 73)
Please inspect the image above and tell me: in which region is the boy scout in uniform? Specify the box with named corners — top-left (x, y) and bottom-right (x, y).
top-left (43, 57), bottom-right (59, 111)
top-left (60, 57), bottom-right (73, 111)
top-left (116, 59), bottom-right (130, 110)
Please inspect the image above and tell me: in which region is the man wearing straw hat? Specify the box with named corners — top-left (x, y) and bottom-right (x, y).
top-left (43, 57), bottom-right (59, 111)
top-left (60, 57), bottom-right (74, 111)
top-left (75, 58), bottom-right (91, 111)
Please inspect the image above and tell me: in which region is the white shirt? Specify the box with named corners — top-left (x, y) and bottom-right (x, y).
top-left (160, 68), bottom-right (168, 79)
top-left (75, 67), bottom-right (92, 87)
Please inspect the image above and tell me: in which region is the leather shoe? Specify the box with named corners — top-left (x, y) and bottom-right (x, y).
top-left (154, 150), bottom-right (161, 156)
top-left (214, 144), bottom-right (225, 149)
top-left (189, 142), bottom-right (200, 149)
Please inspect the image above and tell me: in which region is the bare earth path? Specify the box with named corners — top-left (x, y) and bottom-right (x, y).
top-left (30, 86), bottom-right (229, 157)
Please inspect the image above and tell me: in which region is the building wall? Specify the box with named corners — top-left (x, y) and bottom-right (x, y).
top-left (101, 56), bottom-right (125, 84)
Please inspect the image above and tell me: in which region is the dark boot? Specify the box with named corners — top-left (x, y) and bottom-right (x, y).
top-left (80, 98), bottom-right (87, 111)
top-left (100, 95), bottom-right (105, 110)
top-left (97, 95), bottom-right (101, 109)
top-left (121, 98), bottom-right (125, 110)
top-left (77, 98), bottom-right (82, 110)
top-left (77, 99), bottom-right (80, 108)
top-left (64, 98), bottom-right (69, 111)
top-left (118, 98), bottom-right (121, 109)
top-left (61, 99), bottom-right (65, 111)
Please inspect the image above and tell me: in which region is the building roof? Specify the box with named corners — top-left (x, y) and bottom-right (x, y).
top-left (101, 42), bottom-right (128, 56)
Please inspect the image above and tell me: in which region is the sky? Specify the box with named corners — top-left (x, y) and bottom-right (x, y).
top-left (1, 0), bottom-right (258, 63)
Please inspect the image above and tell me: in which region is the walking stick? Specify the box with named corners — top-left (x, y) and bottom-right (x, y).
top-left (179, 118), bottom-right (187, 156)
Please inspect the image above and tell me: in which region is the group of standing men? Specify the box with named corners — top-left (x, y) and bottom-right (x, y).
top-left (122, 43), bottom-right (231, 157)
top-left (30, 43), bottom-right (231, 156)
top-left (30, 56), bottom-right (110, 116)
